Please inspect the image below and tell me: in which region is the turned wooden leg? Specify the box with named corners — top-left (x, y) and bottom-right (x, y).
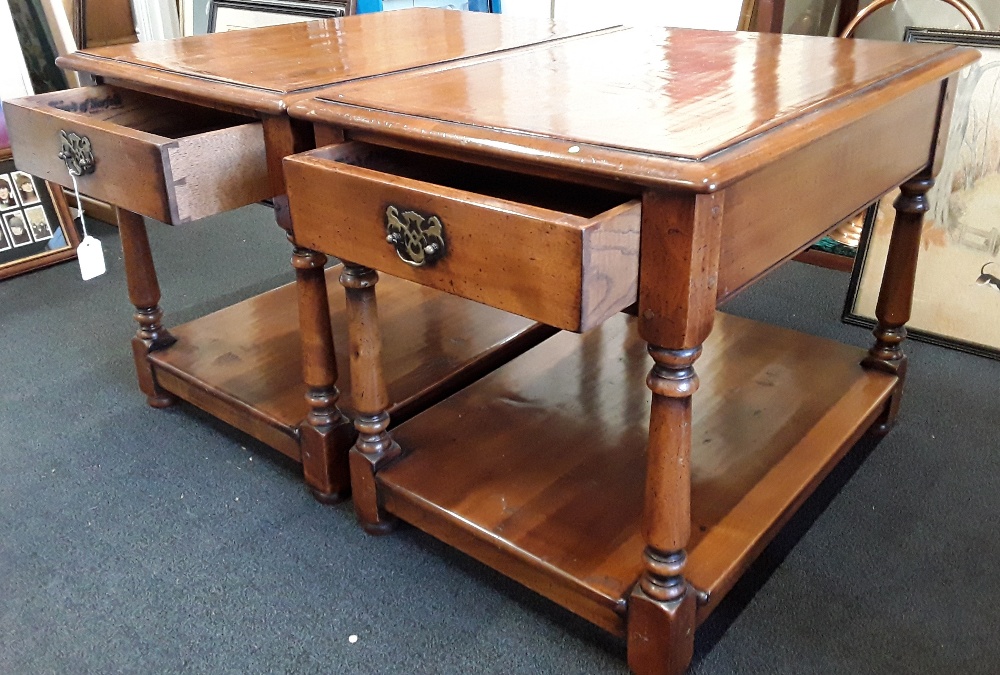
top-left (340, 263), bottom-right (401, 534)
top-left (292, 247), bottom-right (354, 504)
top-left (629, 189), bottom-right (722, 674)
top-left (627, 345), bottom-right (699, 675)
top-left (861, 173), bottom-right (933, 433)
top-left (116, 207), bottom-right (176, 408)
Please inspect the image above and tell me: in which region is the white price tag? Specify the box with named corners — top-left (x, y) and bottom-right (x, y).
top-left (77, 235), bottom-right (106, 280)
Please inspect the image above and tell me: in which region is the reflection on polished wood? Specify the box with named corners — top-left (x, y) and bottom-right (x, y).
top-left (383, 313), bottom-right (896, 634)
top-left (298, 27), bottom-right (971, 187)
top-left (57, 9), bottom-right (616, 113)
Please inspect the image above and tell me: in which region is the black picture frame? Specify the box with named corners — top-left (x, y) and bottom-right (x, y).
top-left (208, 0), bottom-right (354, 33)
top-left (843, 28), bottom-right (1000, 361)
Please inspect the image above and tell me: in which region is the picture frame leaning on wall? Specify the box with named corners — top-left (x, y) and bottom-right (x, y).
top-left (844, 28), bottom-right (1000, 359)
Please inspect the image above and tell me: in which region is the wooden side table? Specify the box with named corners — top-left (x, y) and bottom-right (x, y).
top-left (3, 10), bottom-right (609, 500)
top-left (283, 27), bottom-right (976, 672)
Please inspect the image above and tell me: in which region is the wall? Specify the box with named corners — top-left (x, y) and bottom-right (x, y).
top-left (193, 0), bottom-right (209, 33)
top-left (502, 0), bottom-right (749, 30)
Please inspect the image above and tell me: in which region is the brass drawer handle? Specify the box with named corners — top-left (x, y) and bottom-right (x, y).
top-left (385, 205), bottom-right (447, 267)
top-left (58, 129), bottom-right (96, 176)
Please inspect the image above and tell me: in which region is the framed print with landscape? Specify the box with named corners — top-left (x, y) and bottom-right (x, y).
top-left (845, 28), bottom-right (1000, 359)
top-left (208, 0), bottom-right (353, 33)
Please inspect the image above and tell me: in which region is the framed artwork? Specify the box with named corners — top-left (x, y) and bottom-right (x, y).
top-left (208, 0), bottom-right (353, 32)
top-left (0, 157), bottom-right (82, 280)
top-left (783, 0), bottom-right (840, 36)
top-left (1, 0), bottom-right (34, 104)
top-left (7, 0), bottom-right (68, 94)
top-left (844, 28), bottom-right (1000, 359)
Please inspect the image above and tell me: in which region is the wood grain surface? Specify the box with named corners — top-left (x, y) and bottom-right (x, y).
top-left (715, 80), bottom-right (945, 300)
top-left (57, 9), bottom-right (617, 114)
top-left (381, 313), bottom-right (895, 635)
top-left (148, 266), bottom-right (553, 456)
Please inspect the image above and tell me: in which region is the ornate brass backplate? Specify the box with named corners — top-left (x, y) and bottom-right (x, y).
top-left (385, 205), bottom-right (447, 267)
top-left (58, 130), bottom-right (96, 176)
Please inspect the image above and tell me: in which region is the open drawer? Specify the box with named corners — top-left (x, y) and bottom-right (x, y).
top-left (3, 85), bottom-right (272, 225)
top-left (284, 142), bottom-right (641, 332)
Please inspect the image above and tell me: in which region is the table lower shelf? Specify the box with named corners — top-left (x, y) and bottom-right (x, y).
top-left (382, 312), bottom-right (896, 636)
top-left (148, 265), bottom-right (553, 459)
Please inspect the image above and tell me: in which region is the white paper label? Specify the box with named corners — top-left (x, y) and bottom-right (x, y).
top-left (78, 235), bottom-right (106, 280)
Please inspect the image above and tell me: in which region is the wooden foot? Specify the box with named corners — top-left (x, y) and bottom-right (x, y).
top-left (341, 263), bottom-right (401, 533)
top-left (117, 208), bottom-right (176, 408)
top-left (861, 174), bottom-right (933, 432)
top-left (131, 336), bottom-right (176, 408)
top-left (293, 246), bottom-right (353, 501)
top-left (350, 411), bottom-right (401, 535)
top-left (628, 578), bottom-right (697, 675)
top-left (869, 359), bottom-right (908, 437)
top-left (301, 414), bottom-right (356, 504)
top-left (309, 485), bottom-right (353, 505)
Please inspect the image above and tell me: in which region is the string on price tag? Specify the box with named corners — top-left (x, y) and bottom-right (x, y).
top-left (70, 172), bottom-right (106, 280)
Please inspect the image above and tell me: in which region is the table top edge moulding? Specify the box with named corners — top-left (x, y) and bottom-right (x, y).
top-left (55, 9), bottom-right (621, 115)
top-left (290, 29), bottom-right (977, 190)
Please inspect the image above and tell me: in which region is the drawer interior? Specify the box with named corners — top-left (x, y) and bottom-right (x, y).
top-left (318, 142), bottom-right (637, 218)
top-left (7, 84), bottom-right (272, 225)
top-left (37, 85), bottom-right (256, 139)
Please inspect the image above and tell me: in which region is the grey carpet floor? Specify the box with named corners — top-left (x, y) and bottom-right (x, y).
top-left (1, 204), bottom-right (998, 674)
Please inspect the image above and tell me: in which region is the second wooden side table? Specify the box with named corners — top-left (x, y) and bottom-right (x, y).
top-left (4, 10), bottom-right (611, 500)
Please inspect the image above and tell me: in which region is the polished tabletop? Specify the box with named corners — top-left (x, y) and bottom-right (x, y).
top-left (57, 9), bottom-right (614, 112)
top-left (295, 27), bottom-right (976, 188)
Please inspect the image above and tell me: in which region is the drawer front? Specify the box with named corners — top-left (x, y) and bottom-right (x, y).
top-left (284, 143), bottom-right (640, 332)
top-left (3, 85), bottom-right (272, 225)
